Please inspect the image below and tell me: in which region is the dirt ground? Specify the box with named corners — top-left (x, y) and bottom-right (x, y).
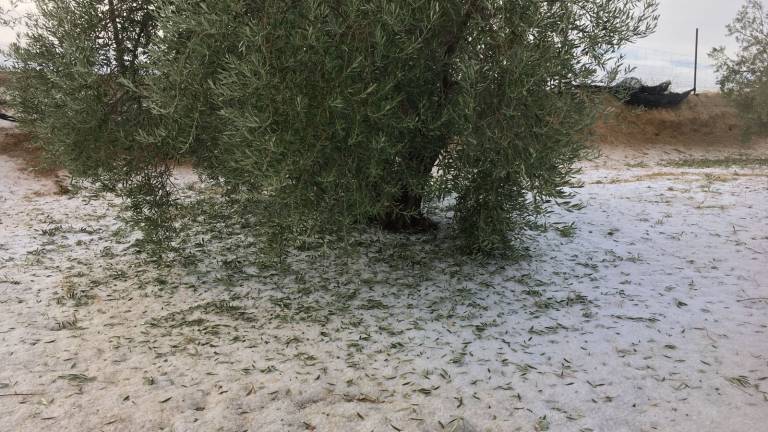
top-left (1, 101), bottom-right (767, 431)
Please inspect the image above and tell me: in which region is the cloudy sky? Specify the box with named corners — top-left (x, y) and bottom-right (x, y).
top-left (623, 0), bottom-right (745, 91)
top-left (0, 0), bottom-right (748, 91)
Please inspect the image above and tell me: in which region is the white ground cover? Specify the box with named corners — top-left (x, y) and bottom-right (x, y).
top-left (1, 144), bottom-right (767, 432)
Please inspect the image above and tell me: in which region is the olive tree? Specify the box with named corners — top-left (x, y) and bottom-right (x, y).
top-left (5, 0), bottom-right (172, 233)
top-left (711, 0), bottom-right (768, 138)
top-left (7, 0), bottom-right (658, 253)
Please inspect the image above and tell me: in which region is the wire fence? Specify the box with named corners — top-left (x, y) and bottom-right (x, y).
top-left (619, 46), bottom-right (719, 93)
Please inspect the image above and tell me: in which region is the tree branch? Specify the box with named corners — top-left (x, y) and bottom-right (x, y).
top-left (440, 0), bottom-right (481, 97)
top-left (107, 0), bottom-right (126, 74)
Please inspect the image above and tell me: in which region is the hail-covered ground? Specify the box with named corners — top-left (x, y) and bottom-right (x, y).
top-left (1, 129), bottom-right (767, 431)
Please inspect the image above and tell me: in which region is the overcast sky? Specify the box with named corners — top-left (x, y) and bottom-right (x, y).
top-left (623, 0), bottom-right (745, 91)
top-left (0, 0), bottom-right (749, 91)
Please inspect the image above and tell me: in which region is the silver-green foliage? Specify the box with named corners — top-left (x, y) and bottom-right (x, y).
top-left (7, 0), bottom-right (658, 254)
top-left (6, 0), bottom-right (173, 237)
top-left (711, 0), bottom-right (768, 138)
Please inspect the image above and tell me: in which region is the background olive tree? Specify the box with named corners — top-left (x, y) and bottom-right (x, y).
top-left (7, 0), bottom-right (658, 254)
top-left (711, 0), bottom-right (768, 138)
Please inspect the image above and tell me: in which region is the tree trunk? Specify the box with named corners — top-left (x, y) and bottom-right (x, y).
top-left (378, 137), bottom-right (444, 232)
top-left (378, 2), bottom-right (478, 232)
top-left (379, 186), bottom-right (437, 232)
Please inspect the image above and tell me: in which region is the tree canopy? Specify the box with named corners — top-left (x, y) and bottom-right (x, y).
top-left (711, 0), bottom-right (768, 138)
top-left (6, 0), bottom-right (658, 254)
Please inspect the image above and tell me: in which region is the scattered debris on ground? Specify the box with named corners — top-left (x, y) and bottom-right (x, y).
top-left (1, 124), bottom-right (766, 431)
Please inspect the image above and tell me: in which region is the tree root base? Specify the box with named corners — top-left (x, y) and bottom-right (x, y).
top-left (378, 214), bottom-right (438, 233)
